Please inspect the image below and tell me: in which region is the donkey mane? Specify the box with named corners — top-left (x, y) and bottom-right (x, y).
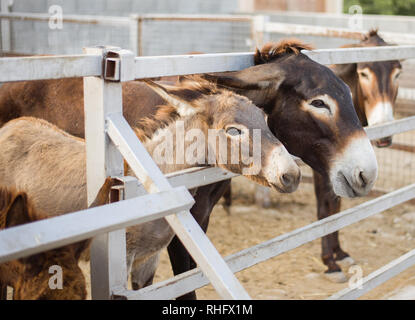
top-left (254, 39), bottom-right (315, 65)
top-left (134, 78), bottom-right (221, 141)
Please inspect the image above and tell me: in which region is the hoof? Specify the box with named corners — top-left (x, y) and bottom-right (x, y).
top-left (324, 271), bottom-right (348, 283)
top-left (337, 257), bottom-right (356, 269)
top-left (223, 205), bottom-right (231, 216)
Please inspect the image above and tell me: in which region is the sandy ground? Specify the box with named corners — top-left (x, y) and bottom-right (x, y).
top-left (149, 176), bottom-right (415, 300)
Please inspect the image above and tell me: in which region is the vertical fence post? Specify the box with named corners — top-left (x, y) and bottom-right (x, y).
top-left (0, 0), bottom-right (12, 53)
top-left (83, 46), bottom-right (135, 299)
top-left (128, 14), bottom-right (143, 56)
top-left (129, 15), bottom-right (138, 56)
top-left (253, 15), bottom-right (270, 48)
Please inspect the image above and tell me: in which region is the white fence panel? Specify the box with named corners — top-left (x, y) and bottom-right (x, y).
top-left (125, 183), bottom-right (415, 300)
top-left (0, 42), bottom-right (414, 300)
top-left (328, 249), bottom-right (415, 300)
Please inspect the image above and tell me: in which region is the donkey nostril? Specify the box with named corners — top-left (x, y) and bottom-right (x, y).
top-left (359, 171), bottom-right (367, 189)
top-left (281, 173), bottom-right (295, 187)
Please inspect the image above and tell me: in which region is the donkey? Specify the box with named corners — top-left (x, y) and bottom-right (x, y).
top-left (309, 30), bottom-right (403, 280)
top-left (222, 31), bottom-right (401, 283)
top-left (0, 78), bottom-right (300, 295)
top-left (332, 29), bottom-right (402, 147)
top-left (0, 178), bottom-right (115, 300)
top-left (0, 40), bottom-right (378, 298)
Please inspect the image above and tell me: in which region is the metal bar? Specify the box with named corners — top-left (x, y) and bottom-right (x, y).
top-left (364, 116), bottom-right (415, 141)
top-left (106, 113), bottom-right (251, 300)
top-left (0, 12), bottom-right (130, 26)
top-left (303, 45), bottom-right (415, 65)
top-left (264, 22), bottom-right (415, 45)
top-left (121, 183), bottom-right (415, 300)
top-left (83, 46), bottom-right (133, 300)
top-left (0, 54), bottom-right (102, 82)
top-left (128, 15), bottom-right (139, 57)
top-left (138, 13), bottom-right (253, 22)
top-left (0, 0), bottom-right (11, 52)
top-left (265, 22), bottom-right (364, 40)
top-left (0, 186), bottom-right (194, 264)
top-left (134, 52), bottom-right (254, 79)
top-left (328, 249), bottom-right (415, 300)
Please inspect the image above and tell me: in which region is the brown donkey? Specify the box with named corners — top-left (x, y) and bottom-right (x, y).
top-left (310, 30), bottom-right (402, 280)
top-left (0, 78), bottom-right (300, 296)
top-left (0, 178), bottom-right (115, 300)
top-left (224, 31), bottom-right (400, 282)
top-left (0, 40), bottom-right (378, 298)
top-left (332, 29), bottom-right (402, 147)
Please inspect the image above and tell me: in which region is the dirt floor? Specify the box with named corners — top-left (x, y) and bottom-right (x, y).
top-left (149, 176), bottom-right (415, 300)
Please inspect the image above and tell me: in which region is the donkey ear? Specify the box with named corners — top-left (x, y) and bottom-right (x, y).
top-left (201, 64), bottom-right (285, 92)
top-left (5, 193), bottom-right (31, 228)
top-left (143, 80), bottom-right (197, 117)
top-left (330, 63), bottom-right (357, 79)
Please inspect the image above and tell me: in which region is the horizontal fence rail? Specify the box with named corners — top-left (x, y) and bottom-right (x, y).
top-left (303, 45), bottom-right (415, 65)
top-left (328, 249), bottom-right (415, 300)
top-left (0, 12), bottom-right (131, 26)
top-left (365, 116), bottom-right (415, 141)
top-left (0, 54), bottom-right (102, 82)
top-left (122, 183), bottom-right (415, 300)
top-left (0, 186), bottom-right (194, 263)
top-left (263, 22), bottom-right (415, 45)
top-left (133, 52), bottom-right (254, 79)
top-left (2, 45), bottom-right (415, 83)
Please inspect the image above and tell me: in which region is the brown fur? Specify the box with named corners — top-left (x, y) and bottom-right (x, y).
top-left (254, 39), bottom-right (315, 64)
top-left (0, 77), bottom-right (298, 296)
top-left (0, 178), bottom-right (114, 300)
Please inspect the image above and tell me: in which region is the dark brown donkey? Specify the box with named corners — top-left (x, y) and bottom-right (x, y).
top-left (224, 31), bottom-right (401, 283)
top-left (0, 40), bottom-right (378, 298)
top-left (311, 30), bottom-right (402, 280)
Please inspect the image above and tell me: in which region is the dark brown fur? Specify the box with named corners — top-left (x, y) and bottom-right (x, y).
top-left (0, 178), bottom-right (114, 300)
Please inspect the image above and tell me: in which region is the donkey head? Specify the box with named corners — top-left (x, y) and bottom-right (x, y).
top-left (332, 30), bottom-right (402, 148)
top-left (0, 188), bottom-right (87, 300)
top-left (143, 79), bottom-right (301, 193)
top-left (0, 178), bottom-right (115, 300)
top-left (201, 40), bottom-right (378, 198)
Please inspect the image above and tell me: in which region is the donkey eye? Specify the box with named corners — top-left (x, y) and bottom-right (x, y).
top-left (359, 71), bottom-right (370, 79)
top-left (226, 127), bottom-right (242, 136)
top-left (310, 99), bottom-right (328, 109)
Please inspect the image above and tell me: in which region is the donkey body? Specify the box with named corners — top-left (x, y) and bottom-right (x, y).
top-left (0, 78), bottom-right (299, 295)
top-left (0, 40), bottom-right (378, 299)
top-left (0, 178), bottom-right (114, 300)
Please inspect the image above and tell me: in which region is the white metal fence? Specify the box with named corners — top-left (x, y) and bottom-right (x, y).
top-left (0, 43), bottom-right (414, 300)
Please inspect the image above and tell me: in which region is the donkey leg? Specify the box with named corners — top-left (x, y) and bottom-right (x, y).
top-left (0, 282), bottom-right (7, 300)
top-left (313, 171), bottom-right (348, 283)
top-left (222, 184), bottom-right (232, 215)
top-left (167, 180), bottom-right (231, 300)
